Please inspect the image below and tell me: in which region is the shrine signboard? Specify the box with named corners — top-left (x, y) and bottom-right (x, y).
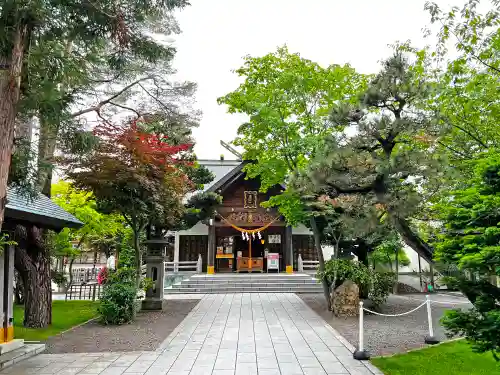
top-left (268, 234), bottom-right (281, 244)
top-left (267, 253), bottom-right (279, 272)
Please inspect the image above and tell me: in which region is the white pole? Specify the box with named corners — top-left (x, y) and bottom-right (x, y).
top-left (359, 301), bottom-right (364, 352)
top-left (426, 295), bottom-right (434, 338)
top-left (197, 254), bottom-right (202, 273)
top-left (353, 300), bottom-right (369, 359)
top-left (424, 295), bottom-right (439, 344)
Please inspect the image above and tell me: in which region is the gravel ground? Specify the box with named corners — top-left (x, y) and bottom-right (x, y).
top-left (44, 299), bottom-right (199, 353)
top-left (299, 292), bottom-right (471, 357)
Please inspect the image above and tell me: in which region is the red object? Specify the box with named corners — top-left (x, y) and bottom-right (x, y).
top-left (267, 254), bottom-right (279, 261)
top-left (97, 267), bottom-right (108, 285)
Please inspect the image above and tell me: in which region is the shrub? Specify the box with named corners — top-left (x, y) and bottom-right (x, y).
top-left (97, 267), bottom-right (138, 325)
top-left (319, 259), bottom-right (395, 308)
top-left (51, 270), bottom-right (67, 287)
top-left (369, 271), bottom-right (395, 307)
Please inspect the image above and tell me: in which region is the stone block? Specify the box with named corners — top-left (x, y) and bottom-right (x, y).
top-left (332, 280), bottom-right (359, 317)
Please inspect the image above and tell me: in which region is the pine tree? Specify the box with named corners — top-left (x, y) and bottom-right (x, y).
top-left (296, 52), bottom-right (442, 265)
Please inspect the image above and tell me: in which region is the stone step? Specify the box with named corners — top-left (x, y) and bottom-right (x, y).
top-left (187, 277), bottom-right (317, 282)
top-left (180, 279), bottom-right (319, 285)
top-left (165, 287), bottom-right (322, 294)
top-left (190, 273), bottom-right (315, 278)
top-left (177, 282), bottom-right (320, 288)
top-left (165, 286), bottom-right (322, 294)
top-left (0, 343), bottom-right (45, 371)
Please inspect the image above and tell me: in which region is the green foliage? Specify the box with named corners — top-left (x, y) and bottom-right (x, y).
top-left (98, 268), bottom-right (138, 325)
top-left (50, 181), bottom-right (124, 262)
top-left (50, 270), bottom-right (67, 287)
top-left (0, 233), bottom-right (16, 251)
top-left (14, 301), bottom-right (98, 341)
top-left (370, 236), bottom-right (410, 271)
top-left (294, 52), bottom-right (440, 262)
top-left (319, 259), bottom-right (394, 307)
top-left (371, 340), bottom-right (500, 375)
top-left (218, 45), bottom-right (367, 223)
top-left (433, 153), bottom-right (500, 359)
top-left (141, 277), bottom-right (154, 293)
top-left (433, 154), bottom-right (500, 275)
top-left (117, 231), bottom-right (138, 269)
top-left (442, 306), bottom-right (500, 360)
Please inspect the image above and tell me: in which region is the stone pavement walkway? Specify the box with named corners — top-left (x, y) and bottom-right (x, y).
top-left (1, 293), bottom-right (382, 375)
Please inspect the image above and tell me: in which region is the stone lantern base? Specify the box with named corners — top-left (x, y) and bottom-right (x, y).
top-left (142, 298), bottom-right (163, 310)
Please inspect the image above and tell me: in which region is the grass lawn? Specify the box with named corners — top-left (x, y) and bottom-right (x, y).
top-left (14, 300), bottom-right (99, 341)
top-left (371, 340), bottom-right (500, 375)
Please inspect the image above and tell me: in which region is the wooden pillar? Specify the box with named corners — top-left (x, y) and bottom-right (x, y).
top-left (207, 221), bottom-right (215, 274)
top-left (285, 226), bottom-right (293, 273)
top-left (2, 245), bottom-right (14, 342)
top-left (174, 232), bottom-right (180, 263)
top-left (0, 246), bottom-right (4, 344)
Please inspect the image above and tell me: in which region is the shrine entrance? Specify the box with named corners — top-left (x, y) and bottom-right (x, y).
top-left (214, 225), bottom-right (286, 273)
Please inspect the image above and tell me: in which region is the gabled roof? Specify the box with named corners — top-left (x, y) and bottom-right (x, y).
top-left (198, 159), bottom-right (246, 193)
top-left (5, 188), bottom-right (83, 231)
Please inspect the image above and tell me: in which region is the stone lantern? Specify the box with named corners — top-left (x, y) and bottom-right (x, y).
top-left (142, 238), bottom-right (168, 310)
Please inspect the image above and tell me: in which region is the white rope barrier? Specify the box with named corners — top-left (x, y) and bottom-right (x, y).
top-left (362, 301), bottom-right (427, 317)
top-left (354, 295), bottom-right (440, 361)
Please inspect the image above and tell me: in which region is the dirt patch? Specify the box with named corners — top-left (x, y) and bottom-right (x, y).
top-left (44, 299), bottom-right (199, 353)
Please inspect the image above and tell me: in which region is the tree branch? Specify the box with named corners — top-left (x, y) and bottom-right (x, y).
top-left (71, 76), bottom-right (153, 118)
top-left (325, 182), bottom-right (375, 197)
top-left (438, 140), bottom-right (470, 159)
top-left (138, 82), bottom-right (175, 115)
top-left (108, 101), bottom-right (142, 118)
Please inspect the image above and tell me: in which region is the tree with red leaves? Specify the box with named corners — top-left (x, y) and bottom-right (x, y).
top-left (64, 119), bottom-right (220, 285)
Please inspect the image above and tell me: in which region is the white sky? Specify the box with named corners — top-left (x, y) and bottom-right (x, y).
top-left (171, 0), bottom-right (462, 160)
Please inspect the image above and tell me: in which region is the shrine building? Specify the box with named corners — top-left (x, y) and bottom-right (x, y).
top-left (173, 159), bottom-right (318, 274)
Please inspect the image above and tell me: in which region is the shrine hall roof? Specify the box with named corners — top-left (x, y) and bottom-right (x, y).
top-left (5, 188), bottom-right (83, 231)
top-left (198, 159), bottom-right (245, 193)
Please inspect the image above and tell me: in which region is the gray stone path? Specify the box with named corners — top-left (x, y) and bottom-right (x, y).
top-left (1, 293), bottom-right (382, 375)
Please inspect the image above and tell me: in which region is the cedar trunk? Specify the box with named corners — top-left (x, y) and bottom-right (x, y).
top-left (14, 226), bottom-right (52, 328)
top-left (0, 25), bottom-right (27, 233)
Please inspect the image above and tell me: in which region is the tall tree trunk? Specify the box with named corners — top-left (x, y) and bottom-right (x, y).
top-left (37, 117), bottom-right (58, 196)
top-left (309, 217), bottom-right (331, 310)
top-left (14, 225), bottom-right (52, 328)
top-left (37, 41), bottom-right (73, 197)
top-left (0, 24), bottom-right (27, 233)
top-left (133, 230), bottom-right (142, 287)
top-left (68, 257), bottom-right (76, 288)
top-left (393, 249), bottom-right (399, 294)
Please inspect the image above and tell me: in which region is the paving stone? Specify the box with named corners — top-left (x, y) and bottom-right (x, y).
top-left (258, 369), bottom-right (282, 375)
top-left (321, 361), bottom-right (350, 374)
top-left (211, 370), bottom-right (234, 375)
top-left (257, 357), bottom-right (279, 369)
top-left (214, 357), bottom-right (235, 370)
top-left (0, 293), bottom-right (379, 375)
top-left (297, 356), bottom-right (322, 368)
top-left (302, 368), bottom-right (328, 375)
top-left (236, 352), bottom-right (256, 363)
